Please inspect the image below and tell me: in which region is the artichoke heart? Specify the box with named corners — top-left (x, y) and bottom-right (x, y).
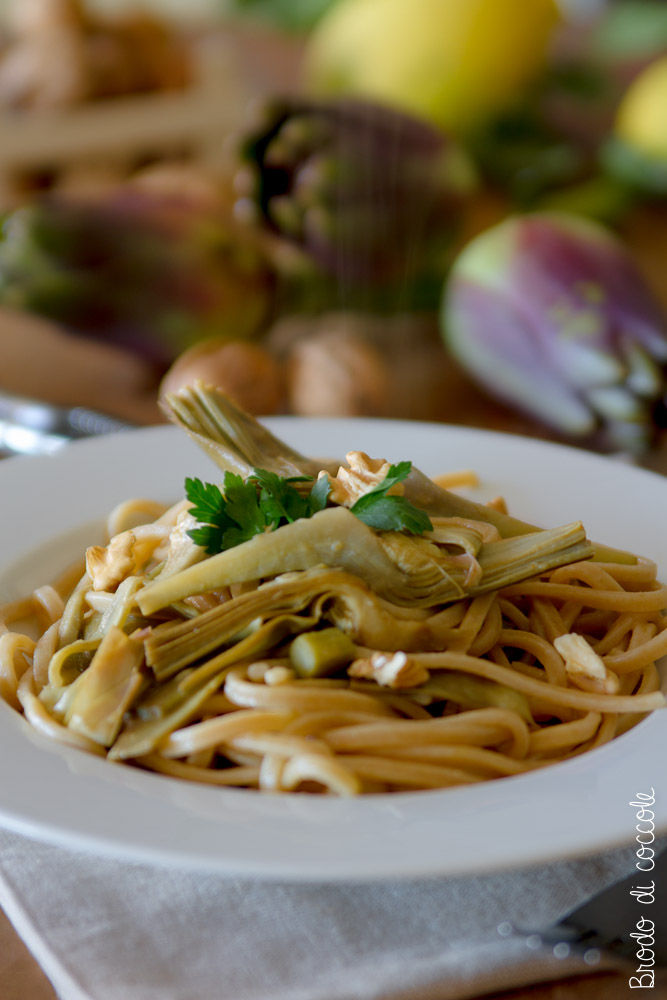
top-left (137, 506), bottom-right (592, 615)
top-left (137, 506), bottom-right (469, 614)
top-left (145, 567), bottom-right (435, 680)
top-left (148, 609), bottom-right (320, 683)
top-left (62, 626), bottom-right (145, 747)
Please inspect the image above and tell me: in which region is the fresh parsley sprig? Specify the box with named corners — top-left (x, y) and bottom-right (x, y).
top-left (349, 461), bottom-right (433, 535)
top-left (185, 462), bottom-right (431, 556)
top-left (185, 469), bottom-right (329, 555)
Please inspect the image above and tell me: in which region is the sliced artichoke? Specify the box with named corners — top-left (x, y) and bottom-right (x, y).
top-left (137, 506), bottom-right (591, 614)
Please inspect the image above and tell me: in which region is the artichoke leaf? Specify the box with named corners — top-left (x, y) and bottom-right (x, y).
top-left (83, 575), bottom-right (144, 642)
top-left (425, 521), bottom-right (487, 554)
top-left (64, 626), bottom-right (145, 747)
top-left (162, 384), bottom-right (320, 480)
top-left (47, 637), bottom-right (102, 688)
top-left (145, 587), bottom-right (316, 678)
top-left (151, 610), bottom-right (320, 684)
top-left (108, 664), bottom-right (229, 761)
top-left (146, 567), bottom-right (437, 675)
top-left (470, 522), bottom-right (593, 595)
top-left (406, 672), bottom-right (534, 723)
top-left (57, 573), bottom-right (92, 647)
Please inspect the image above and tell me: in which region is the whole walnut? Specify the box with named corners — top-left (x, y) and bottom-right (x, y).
top-left (272, 311), bottom-right (452, 421)
top-left (286, 322), bottom-right (392, 418)
top-left (160, 338), bottom-right (285, 417)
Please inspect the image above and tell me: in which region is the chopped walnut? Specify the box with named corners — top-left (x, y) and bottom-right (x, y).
top-left (86, 531), bottom-right (136, 592)
top-left (554, 633), bottom-right (620, 695)
top-left (86, 520), bottom-right (166, 591)
top-left (320, 451), bottom-right (403, 507)
top-left (348, 651), bottom-right (429, 689)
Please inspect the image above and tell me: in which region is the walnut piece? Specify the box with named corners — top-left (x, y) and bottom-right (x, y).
top-left (348, 651), bottom-right (429, 689)
top-left (321, 451), bottom-right (402, 507)
top-left (554, 633), bottom-right (620, 695)
top-left (86, 531), bottom-right (136, 592)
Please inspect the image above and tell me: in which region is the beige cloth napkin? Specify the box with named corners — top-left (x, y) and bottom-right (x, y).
top-left (0, 828), bottom-right (646, 1000)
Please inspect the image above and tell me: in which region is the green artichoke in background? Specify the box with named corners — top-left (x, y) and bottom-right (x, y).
top-left (467, 65), bottom-right (606, 210)
top-left (235, 97), bottom-right (477, 310)
top-left (0, 182), bottom-right (273, 369)
top-left (466, 48), bottom-right (636, 223)
top-left (441, 211), bottom-right (667, 453)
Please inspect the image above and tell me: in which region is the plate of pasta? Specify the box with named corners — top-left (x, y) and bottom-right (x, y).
top-left (0, 388), bottom-right (665, 880)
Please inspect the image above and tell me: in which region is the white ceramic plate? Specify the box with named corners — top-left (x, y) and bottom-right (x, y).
top-left (0, 419), bottom-right (665, 881)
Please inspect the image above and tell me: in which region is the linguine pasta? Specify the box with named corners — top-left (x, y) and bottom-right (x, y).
top-left (1, 458), bottom-right (666, 797)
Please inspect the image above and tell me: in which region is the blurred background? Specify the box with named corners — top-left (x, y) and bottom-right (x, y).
top-left (1, 0), bottom-right (667, 463)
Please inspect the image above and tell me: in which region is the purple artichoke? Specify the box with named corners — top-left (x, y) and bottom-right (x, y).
top-left (0, 180), bottom-right (273, 369)
top-left (235, 97), bottom-right (476, 303)
top-left (441, 211), bottom-right (667, 452)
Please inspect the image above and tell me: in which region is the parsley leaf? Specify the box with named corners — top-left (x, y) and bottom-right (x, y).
top-left (186, 523), bottom-right (226, 555)
top-left (184, 477), bottom-right (232, 556)
top-left (185, 474), bottom-right (265, 554)
top-left (184, 477), bottom-right (228, 526)
top-left (308, 473), bottom-right (331, 514)
top-left (251, 469), bottom-right (313, 526)
top-left (350, 462), bottom-right (433, 535)
top-left (220, 473), bottom-right (265, 543)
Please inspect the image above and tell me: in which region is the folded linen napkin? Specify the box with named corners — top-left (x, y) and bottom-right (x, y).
top-left (0, 829), bottom-right (653, 1000)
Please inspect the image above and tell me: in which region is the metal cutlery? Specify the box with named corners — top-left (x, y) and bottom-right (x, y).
top-left (499, 848), bottom-right (666, 974)
top-left (0, 390), bottom-right (133, 458)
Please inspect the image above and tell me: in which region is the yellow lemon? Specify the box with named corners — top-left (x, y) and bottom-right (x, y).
top-left (615, 55), bottom-right (667, 161)
top-left (304, 0), bottom-right (560, 134)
